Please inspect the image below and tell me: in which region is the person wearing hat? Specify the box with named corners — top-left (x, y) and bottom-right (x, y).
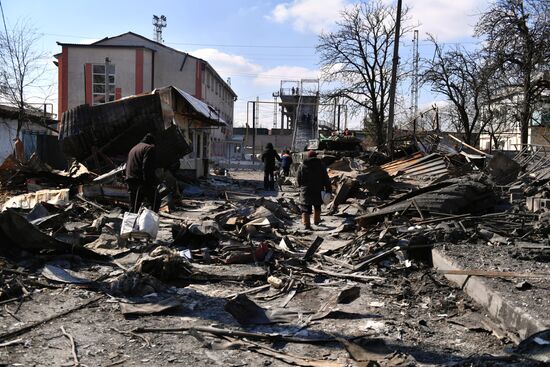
top-left (126, 133), bottom-right (159, 213)
top-left (261, 142), bottom-right (281, 190)
top-left (296, 150), bottom-right (331, 229)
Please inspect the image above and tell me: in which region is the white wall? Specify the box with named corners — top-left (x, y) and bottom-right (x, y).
top-left (479, 128), bottom-right (532, 151)
top-left (97, 34), bottom-right (196, 94)
top-left (0, 119), bottom-right (17, 163)
top-left (67, 47), bottom-right (142, 109)
top-left (201, 67), bottom-right (234, 124)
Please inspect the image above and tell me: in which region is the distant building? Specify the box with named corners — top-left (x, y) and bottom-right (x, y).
top-left (478, 71), bottom-right (549, 151)
top-left (0, 105), bottom-right (63, 168)
top-left (54, 32), bottom-right (237, 164)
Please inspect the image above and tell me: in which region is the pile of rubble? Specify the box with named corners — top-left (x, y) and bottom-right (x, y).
top-left (0, 133), bottom-right (549, 366)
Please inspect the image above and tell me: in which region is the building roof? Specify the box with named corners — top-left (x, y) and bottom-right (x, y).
top-left (157, 86), bottom-right (228, 127)
top-left (0, 104), bottom-right (58, 128)
top-left (72, 31), bottom-right (237, 98)
top-left (55, 43), bottom-right (154, 53)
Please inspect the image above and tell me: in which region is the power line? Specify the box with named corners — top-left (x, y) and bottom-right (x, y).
top-left (38, 32), bottom-right (317, 49)
top-left (37, 31), bottom-right (483, 50)
top-left (0, 0), bottom-right (10, 42)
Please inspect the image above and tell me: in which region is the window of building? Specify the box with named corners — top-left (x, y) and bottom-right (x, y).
top-left (92, 64), bottom-right (115, 105)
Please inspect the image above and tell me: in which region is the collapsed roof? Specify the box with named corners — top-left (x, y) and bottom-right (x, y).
top-left (58, 91), bottom-right (191, 168)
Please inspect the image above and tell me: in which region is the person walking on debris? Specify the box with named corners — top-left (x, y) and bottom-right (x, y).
top-left (126, 133), bottom-right (159, 213)
top-left (281, 149), bottom-right (293, 177)
top-left (261, 142), bottom-right (281, 190)
top-left (296, 150), bottom-right (331, 229)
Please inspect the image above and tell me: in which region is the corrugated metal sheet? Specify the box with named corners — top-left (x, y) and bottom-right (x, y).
top-left (381, 152), bottom-right (423, 175)
top-left (381, 153), bottom-right (448, 176)
top-left (172, 87), bottom-right (228, 126)
top-left (381, 153), bottom-right (449, 177)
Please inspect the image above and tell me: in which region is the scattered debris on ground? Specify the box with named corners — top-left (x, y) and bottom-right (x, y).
top-left (1, 133), bottom-right (549, 366)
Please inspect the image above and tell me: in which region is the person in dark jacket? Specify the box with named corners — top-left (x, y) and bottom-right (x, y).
top-left (126, 133), bottom-right (158, 213)
top-left (261, 142), bottom-right (281, 190)
top-left (296, 150), bottom-right (331, 229)
top-left (280, 150), bottom-right (293, 177)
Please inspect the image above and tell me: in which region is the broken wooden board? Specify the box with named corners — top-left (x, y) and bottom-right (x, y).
top-left (191, 263), bottom-right (267, 281)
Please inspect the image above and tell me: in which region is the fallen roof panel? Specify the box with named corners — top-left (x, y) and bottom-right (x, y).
top-left (172, 86), bottom-right (228, 126)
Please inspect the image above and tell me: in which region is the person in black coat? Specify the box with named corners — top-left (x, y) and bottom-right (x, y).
top-left (280, 149), bottom-right (293, 177)
top-left (126, 133), bottom-right (159, 213)
top-left (261, 142), bottom-right (281, 190)
top-left (296, 150), bottom-right (331, 229)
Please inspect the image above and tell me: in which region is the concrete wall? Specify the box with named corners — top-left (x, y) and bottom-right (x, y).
top-left (200, 66), bottom-right (234, 124)
top-left (245, 133), bottom-right (293, 154)
top-left (66, 47), bottom-right (154, 109)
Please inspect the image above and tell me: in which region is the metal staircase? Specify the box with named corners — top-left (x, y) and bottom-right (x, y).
top-left (290, 82), bottom-right (319, 151)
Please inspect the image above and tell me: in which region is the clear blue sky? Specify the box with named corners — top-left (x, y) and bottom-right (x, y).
top-left (2, 0), bottom-right (487, 128)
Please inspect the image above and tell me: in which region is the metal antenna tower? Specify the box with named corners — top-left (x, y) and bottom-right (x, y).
top-left (411, 29), bottom-right (419, 119)
top-left (152, 15), bottom-right (167, 43)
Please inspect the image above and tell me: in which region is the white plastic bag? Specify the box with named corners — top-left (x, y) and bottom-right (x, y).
top-left (136, 208), bottom-right (159, 239)
top-left (120, 208), bottom-right (159, 240)
top-left (321, 191), bottom-right (332, 205)
top-left (120, 212), bottom-right (139, 239)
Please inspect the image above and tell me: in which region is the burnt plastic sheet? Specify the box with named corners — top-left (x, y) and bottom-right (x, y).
top-left (0, 210), bottom-right (103, 259)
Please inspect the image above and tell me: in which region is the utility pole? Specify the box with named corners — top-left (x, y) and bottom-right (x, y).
top-left (252, 101), bottom-right (256, 160)
top-left (386, 0), bottom-right (402, 156)
top-left (273, 95), bottom-right (277, 128)
top-left (411, 29), bottom-right (419, 135)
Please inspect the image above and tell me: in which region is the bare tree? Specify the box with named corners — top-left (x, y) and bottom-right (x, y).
top-left (475, 0), bottom-right (549, 145)
top-left (421, 36), bottom-right (495, 145)
top-left (0, 19), bottom-right (50, 137)
top-left (317, 1), bottom-right (409, 148)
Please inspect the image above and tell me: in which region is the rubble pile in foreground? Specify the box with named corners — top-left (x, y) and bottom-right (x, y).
top-left (0, 141), bottom-right (549, 366)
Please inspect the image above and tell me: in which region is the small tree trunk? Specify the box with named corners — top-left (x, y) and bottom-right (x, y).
top-left (520, 72), bottom-right (531, 145)
top-left (17, 108), bottom-right (23, 138)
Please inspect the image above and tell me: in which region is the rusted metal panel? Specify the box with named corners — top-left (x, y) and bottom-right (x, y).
top-left (381, 153), bottom-right (449, 177)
